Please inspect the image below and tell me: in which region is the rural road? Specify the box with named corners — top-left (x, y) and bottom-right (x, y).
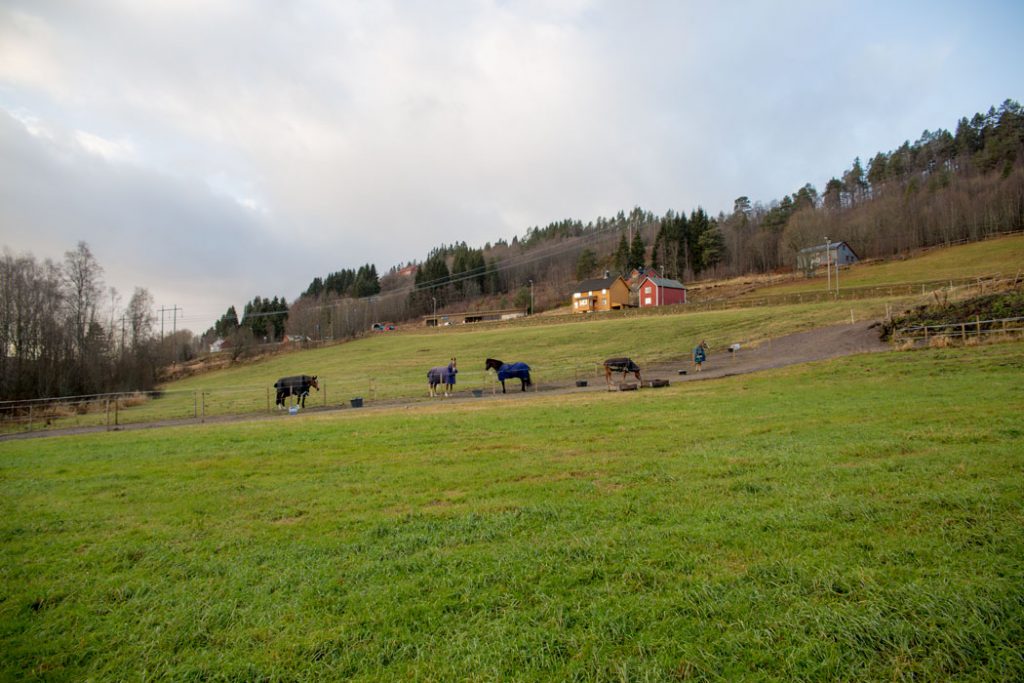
top-left (1, 321), bottom-right (891, 441)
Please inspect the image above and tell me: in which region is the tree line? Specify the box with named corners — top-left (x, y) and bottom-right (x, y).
top-left (281, 96), bottom-right (1023, 339)
top-left (0, 242), bottom-right (195, 401)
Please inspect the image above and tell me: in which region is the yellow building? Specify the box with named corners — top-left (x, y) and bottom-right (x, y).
top-left (571, 275), bottom-right (631, 313)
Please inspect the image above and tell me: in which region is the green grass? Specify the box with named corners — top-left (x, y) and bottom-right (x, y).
top-left (744, 233), bottom-right (1024, 299)
top-left (3, 342), bottom-right (1023, 681)
top-left (157, 299), bottom-right (883, 403)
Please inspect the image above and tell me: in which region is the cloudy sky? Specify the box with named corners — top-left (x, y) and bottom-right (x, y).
top-left (2, 1), bottom-right (1022, 331)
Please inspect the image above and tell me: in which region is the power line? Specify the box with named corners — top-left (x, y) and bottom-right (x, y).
top-left (172, 216), bottom-right (659, 327)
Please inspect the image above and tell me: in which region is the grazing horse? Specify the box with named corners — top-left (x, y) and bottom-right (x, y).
top-left (427, 358), bottom-right (458, 397)
top-left (603, 357), bottom-right (642, 389)
top-left (485, 358), bottom-right (532, 393)
top-left (274, 374), bottom-right (319, 408)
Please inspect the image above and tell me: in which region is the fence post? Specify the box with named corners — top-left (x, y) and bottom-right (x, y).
top-left (193, 391), bottom-right (198, 420)
top-left (976, 316), bottom-right (981, 337)
top-left (28, 404), bottom-right (32, 432)
top-left (106, 399), bottom-right (110, 431)
top-left (961, 323), bottom-right (966, 341)
top-left (201, 392), bottom-right (205, 423)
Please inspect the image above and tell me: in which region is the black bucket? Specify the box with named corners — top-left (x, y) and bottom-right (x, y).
top-left (576, 380), bottom-right (588, 387)
top-left (350, 397), bottom-right (363, 408)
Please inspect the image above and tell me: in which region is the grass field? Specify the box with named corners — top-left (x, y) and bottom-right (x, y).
top-left (740, 233), bottom-right (1024, 299)
top-left (3, 342), bottom-right (1022, 681)
top-left (156, 299), bottom-right (884, 407)
top-left (0, 298), bottom-right (890, 433)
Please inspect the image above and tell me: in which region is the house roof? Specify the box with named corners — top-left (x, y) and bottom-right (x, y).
top-left (800, 240), bottom-right (853, 254)
top-left (641, 276), bottom-right (686, 290)
top-left (574, 275), bottom-right (624, 292)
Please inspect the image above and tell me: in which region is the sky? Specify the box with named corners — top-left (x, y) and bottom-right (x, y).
top-left (2, 0), bottom-right (1022, 332)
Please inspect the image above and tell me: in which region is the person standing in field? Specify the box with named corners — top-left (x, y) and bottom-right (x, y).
top-left (693, 340), bottom-right (708, 372)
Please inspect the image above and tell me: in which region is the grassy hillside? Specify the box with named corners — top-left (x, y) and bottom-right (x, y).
top-left (147, 300), bottom-right (885, 414)
top-left (2, 342), bottom-right (1022, 680)
top-left (740, 233), bottom-right (1024, 299)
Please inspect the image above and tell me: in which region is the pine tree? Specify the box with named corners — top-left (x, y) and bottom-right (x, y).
top-left (613, 234), bottom-right (630, 274)
top-left (628, 231), bottom-right (646, 271)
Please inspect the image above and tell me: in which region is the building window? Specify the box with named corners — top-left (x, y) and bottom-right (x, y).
top-left (644, 286), bottom-right (651, 293)
top-left (644, 297), bottom-right (652, 305)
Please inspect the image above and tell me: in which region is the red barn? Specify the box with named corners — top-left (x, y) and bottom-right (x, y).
top-left (638, 276), bottom-right (686, 307)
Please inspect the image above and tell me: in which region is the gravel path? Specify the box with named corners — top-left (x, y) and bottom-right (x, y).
top-left (0, 321), bottom-right (890, 441)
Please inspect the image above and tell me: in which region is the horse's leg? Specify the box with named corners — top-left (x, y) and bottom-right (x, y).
top-left (276, 389), bottom-right (285, 408)
top-left (501, 379), bottom-right (506, 394)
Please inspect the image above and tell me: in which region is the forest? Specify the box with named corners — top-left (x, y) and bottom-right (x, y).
top-left (279, 99), bottom-right (1023, 341)
top-left (2, 100), bottom-right (1022, 400)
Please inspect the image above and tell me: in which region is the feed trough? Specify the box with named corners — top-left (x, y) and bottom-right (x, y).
top-left (350, 397), bottom-right (363, 408)
top-left (618, 382), bottom-right (638, 391)
top-left (575, 380), bottom-right (588, 387)
top-left (644, 379), bottom-right (670, 388)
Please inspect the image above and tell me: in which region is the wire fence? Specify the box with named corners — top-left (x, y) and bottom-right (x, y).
top-left (0, 361), bottom-right (635, 436)
top-left (892, 315), bottom-right (1024, 344)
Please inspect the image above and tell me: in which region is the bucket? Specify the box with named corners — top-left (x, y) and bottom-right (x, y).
top-left (471, 389), bottom-right (483, 398)
top-left (288, 405), bottom-right (298, 415)
top-left (575, 380), bottom-right (588, 387)
top-left (350, 397), bottom-right (363, 408)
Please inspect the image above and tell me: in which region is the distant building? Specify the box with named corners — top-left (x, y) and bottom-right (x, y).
top-left (571, 274), bottom-right (631, 313)
top-left (798, 241), bottom-right (860, 276)
top-left (638, 276), bottom-right (687, 307)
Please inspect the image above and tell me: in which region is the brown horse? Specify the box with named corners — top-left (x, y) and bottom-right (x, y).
top-left (603, 357), bottom-right (641, 389)
top-left (427, 358), bottom-right (458, 397)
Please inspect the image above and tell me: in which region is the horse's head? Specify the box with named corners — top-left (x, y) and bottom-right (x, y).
top-left (310, 375), bottom-right (320, 391)
top-left (485, 358), bottom-right (503, 372)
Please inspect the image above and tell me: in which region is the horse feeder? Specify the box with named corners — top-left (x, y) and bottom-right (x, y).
top-left (350, 397), bottom-right (364, 408)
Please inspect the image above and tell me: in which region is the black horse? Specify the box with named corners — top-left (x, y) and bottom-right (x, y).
top-left (603, 357), bottom-right (641, 388)
top-left (274, 375), bottom-right (319, 408)
top-left (485, 358), bottom-right (532, 393)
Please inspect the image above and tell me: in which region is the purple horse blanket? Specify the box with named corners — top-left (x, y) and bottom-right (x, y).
top-left (428, 364), bottom-right (457, 385)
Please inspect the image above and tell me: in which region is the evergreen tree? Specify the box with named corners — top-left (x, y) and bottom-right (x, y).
top-left (628, 231), bottom-right (646, 271)
top-left (613, 234), bottom-right (630, 274)
top-left (575, 249), bottom-right (598, 280)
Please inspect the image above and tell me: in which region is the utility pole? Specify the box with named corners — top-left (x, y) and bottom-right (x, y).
top-left (825, 237), bottom-right (831, 293)
top-left (171, 305), bottom-right (181, 361)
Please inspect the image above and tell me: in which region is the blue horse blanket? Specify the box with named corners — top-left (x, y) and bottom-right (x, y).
top-left (497, 362), bottom-right (530, 382)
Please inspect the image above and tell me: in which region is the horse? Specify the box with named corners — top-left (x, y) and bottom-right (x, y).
top-left (274, 374), bottom-right (319, 408)
top-left (427, 358), bottom-right (457, 397)
top-left (485, 358), bottom-right (532, 393)
top-left (603, 357), bottom-right (642, 389)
